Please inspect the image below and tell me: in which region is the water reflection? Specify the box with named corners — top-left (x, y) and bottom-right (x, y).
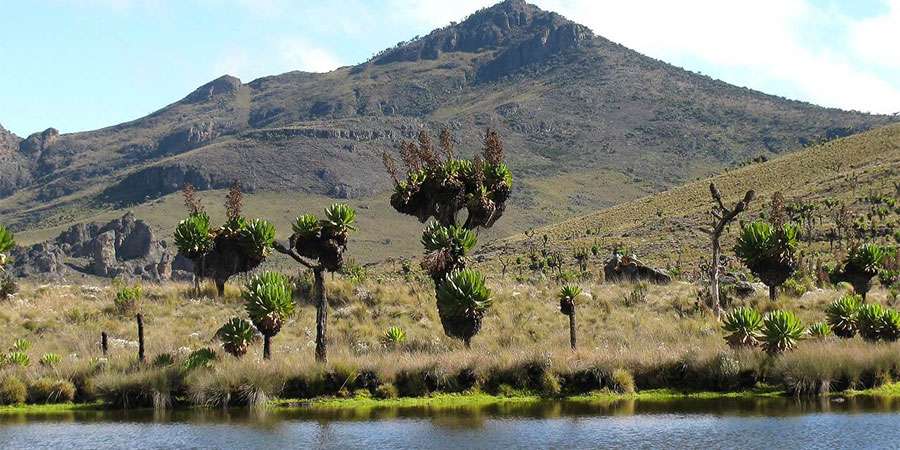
top-left (1, 397), bottom-right (899, 449)
top-left (1, 395), bottom-right (896, 426)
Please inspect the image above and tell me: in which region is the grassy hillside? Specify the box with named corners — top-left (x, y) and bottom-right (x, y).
top-left (482, 123), bottom-right (900, 274)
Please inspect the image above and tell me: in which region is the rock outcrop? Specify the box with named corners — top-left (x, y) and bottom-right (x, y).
top-left (9, 213), bottom-right (192, 281)
top-left (604, 252), bottom-right (672, 284)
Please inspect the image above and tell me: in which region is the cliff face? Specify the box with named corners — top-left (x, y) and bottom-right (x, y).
top-left (0, 0), bottom-right (895, 234)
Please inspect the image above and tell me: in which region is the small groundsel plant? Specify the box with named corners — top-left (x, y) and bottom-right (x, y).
top-left (807, 322), bottom-right (832, 340)
top-left (382, 326), bottom-right (407, 348)
top-left (182, 348), bottom-right (218, 371)
top-left (216, 317), bottom-right (259, 358)
top-left (825, 294), bottom-right (862, 338)
top-left (722, 307), bottom-right (764, 348)
top-left (435, 268), bottom-right (494, 347)
top-left (243, 272), bottom-right (295, 360)
top-left (762, 310), bottom-right (804, 354)
top-left (114, 284), bottom-right (142, 315)
top-left (39, 353), bottom-right (61, 368)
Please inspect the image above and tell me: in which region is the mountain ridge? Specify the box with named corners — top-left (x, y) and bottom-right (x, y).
top-left (1, 0), bottom-right (895, 255)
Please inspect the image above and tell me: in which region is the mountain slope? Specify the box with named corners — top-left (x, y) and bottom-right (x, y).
top-left (480, 123), bottom-right (900, 272)
top-left (1, 0), bottom-right (895, 254)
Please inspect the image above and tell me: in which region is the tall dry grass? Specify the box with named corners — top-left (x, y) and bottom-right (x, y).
top-left (0, 278), bottom-right (897, 407)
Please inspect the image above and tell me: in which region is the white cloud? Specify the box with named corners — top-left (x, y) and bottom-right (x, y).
top-left (276, 37), bottom-right (343, 73)
top-left (212, 37), bottom-right (342, 81)
top-left (849, 0), bottom-right (900, 70)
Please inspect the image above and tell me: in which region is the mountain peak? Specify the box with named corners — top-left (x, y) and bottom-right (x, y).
top-left (369, 0), bottom-right (591, 70)
top-left (182, 75), bottom-right (242, 104)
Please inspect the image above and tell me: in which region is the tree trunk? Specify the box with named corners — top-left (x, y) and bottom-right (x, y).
top-left (263, 335), bottom-right (271, 360)
top-left (136, 314), bottom-right (145, 364)
top-left (215, 278), bottom-right (226, 297)
top-left (710, 237), bottom-right (722, 317)
top-left (569, 310), bottom-right (577, 351)
top-left (464, 338), bottom-right (471, 349)
top-left (314, 269), bottom-right (328, 363)
top-left (769, 285), bottom-right (777, 302)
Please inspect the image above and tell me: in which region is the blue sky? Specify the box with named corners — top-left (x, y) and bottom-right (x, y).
top-left (1, 0), bottom-right (898, 137)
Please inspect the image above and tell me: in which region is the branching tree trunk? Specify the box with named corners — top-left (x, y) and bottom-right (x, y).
top-left (701, 184), bottom-right (754, 318)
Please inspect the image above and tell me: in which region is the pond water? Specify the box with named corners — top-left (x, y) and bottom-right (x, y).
top-left (1, 396), bottom-right (899, 449)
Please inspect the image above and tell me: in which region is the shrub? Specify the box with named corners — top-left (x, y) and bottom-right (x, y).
top-left (722, 307), bottom-right (764, 348)
top-left (808, 322), bottom-right (832, 340)
top-left (0, 275), bottom-right (18, 300)
top-left (0, 375), bottom-right (27, 405)
top-left (610, 368), bottom-right (636, 394)
top-left (857, 303), bottom-right (887, 342)
top-left (382, 326), bottom-right (407, 348)
top-left (0, 224), bottom-right (14, 267)
top-left (173, 212), bottom-right (213, 258)
top-left (762, 310), bottom-right (804, 354)
top-left (153, 353), bottom-right (175, 367)
top-left (12, 338), bottom-right (30, 352)
top-left (6, 351), bottom-right (30, 367)
top-left (28, 378), bottom-right (76, 403)
top-left (734, 220), bottom-right (800, 300)
top-left (243, 272), bottom-right (295, 359)
top-left (39, 353), bottom-right (62, 367)
top-left (826, 294), bottom-right (863, 338)
top-left (435, 269), bottom-right (493, 346)
top-left (182, 348), bottom-right (217, 371)
top-left (114, 285), bottom-right (142, 315)
top-left (881, 309), bottom-right (900, 342)
top-left (216, 317), bottom-right (259, 358)
top-left (374, 383), bottom-right (398, 399)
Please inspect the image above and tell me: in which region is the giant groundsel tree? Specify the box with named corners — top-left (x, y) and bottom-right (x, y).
top-left (383, 128), bottom-right (512, 347)
top-left (734, 193), bottom-right (800, 301)
top-left (173, 183), bottom-right (276, 296)
top-left (273, 203), bottom-right (356, 363)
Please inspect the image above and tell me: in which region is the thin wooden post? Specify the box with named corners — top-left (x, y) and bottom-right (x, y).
top-left (101, 331), bottom-right (108, 356)
top-left (136, 313), bottom-right (145, 363)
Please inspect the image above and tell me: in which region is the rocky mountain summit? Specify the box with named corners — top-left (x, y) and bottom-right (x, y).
top-left (9, 213), bottom-right (192, 281)
top-left (1, 0), bottom-right (894, 239)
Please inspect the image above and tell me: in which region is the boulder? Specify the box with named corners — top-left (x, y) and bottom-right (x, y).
top-left (604, 252), bottom-right (671, 284)
top-left (91, 231), bottom-right (118, 277)
top-left (11, 212), bottom-right (182, 282)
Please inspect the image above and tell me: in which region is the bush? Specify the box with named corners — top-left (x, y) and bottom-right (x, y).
top-left (808, 322), bottom-right (832, 340)
top-left (610, 368), bottom-right (635, 394)
top-left (881, 309), bottom-right (900, 342)
top-left (114, 285), bottom-right (142, 315)
top-left (28, 378), bottom-right (76, 404)
top-left (826, 294), bottom-right (863, 338)
top-left (182, 348), bottom-right (217, 371)
top-left (374, 383), bottom-right (398, 399)
top-left (762, 310), bottom-right (804, 354)
top-left (722, 307), bottom-right (763, 348)
top-left (0, 275), bottom-right (18, 300)
top-left (857, 304), bottom-right (887, 342)
top-left (0, 375), bottom-right (26, 405)
top-left (382, 326), bottom-right (407, 348)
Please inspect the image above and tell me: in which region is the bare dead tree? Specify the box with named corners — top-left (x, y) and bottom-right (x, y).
top-left (701, 183), bottom-right (754, 318)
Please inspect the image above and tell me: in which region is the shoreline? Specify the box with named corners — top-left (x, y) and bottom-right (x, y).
top-left (3, 384), bottom-right (898, 415)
